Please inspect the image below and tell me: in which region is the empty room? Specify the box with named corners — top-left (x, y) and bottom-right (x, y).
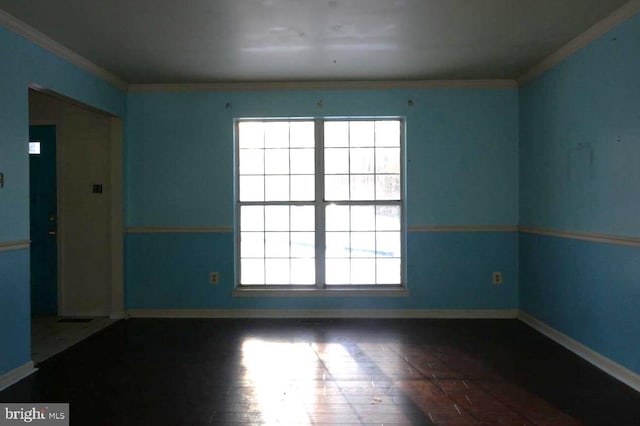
top-left (1, 1), bottom-right (639, 425)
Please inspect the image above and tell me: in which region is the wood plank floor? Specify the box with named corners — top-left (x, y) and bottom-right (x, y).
top-left (1, 318), bottom-right (639, 425)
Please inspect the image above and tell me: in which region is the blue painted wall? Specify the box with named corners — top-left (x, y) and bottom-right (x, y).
top-left (0, 250), bottom-right (30, 376)
top-left (0, 26), bottom-right (126, 377)
top-left (520, 16), bottom-right (640, 236)
top-left (520, 234), bottom-right (640, 373)
top-left (125, 88), bottom-right (519, 310)
top-left (126, 89), bottom-right (519, 227)
top-left (519, 13), bottom-right (640, 375)
top-left (125, 231), bottom-right (518, 310)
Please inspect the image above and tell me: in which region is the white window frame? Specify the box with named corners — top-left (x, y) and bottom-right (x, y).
top-left (234, 117), bottom-right (406, 292)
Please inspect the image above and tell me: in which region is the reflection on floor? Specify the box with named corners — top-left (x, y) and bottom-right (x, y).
top-left (4, 318), bottom-right (640, 425)
top-left (31, 316), bottom-right (116, 364)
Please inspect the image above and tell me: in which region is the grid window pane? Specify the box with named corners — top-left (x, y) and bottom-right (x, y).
top-left (241, 206), bottom-right (264, 231)
top-left (350, 206), bottom-right (375, 231)
top-left (375, 121), bottom-right (401, 147)
top-left (265, 149), bottom-right (289, 174)
top-left (326, 205), bottom-right (350, 231)
top-left (326, 258), bottom-right (349, 284)
top-left (265, 175), bottom-right (289, 201)
top-left (324, 148), bottom-right (349, 174)
top-left (324, 121), bottom-right (349, 147)
top-left (291, 232), bottom-right (315, 258)
top-left (290, 206), bottom-right (315, 231)
top-left (375, 175), bottom-right (401, 200)
top-left (238, 119), bottom-right (402, 288)
top-left (376, 206), bottom-right (401, 231)
top-left (241, 232), bottom-right (264, 258)
top-left (290, 148), bottom-right (314, 174)
top-left (376, 258), bottom-right (401, 284)
top-left (375, 148), bottom-right (400, 173)
top-left (325, 175), bottom-right (350, 201)
top-left (351, 259), bottom-right (376, 284)
top-left (266, 259), bottom-right (290, 284)
top-left (376, 232), bottom-right (401, 258)
top-left (350, 175), bottom-right (375, 200)
top-left (350, 232), bottom-right (376, 258)
top-left (239, 149), bottom-right (264, 175)
top-left (265, 232), bottom-right (289, 258)
top-left (239, 176), bottom-right (264, 201)
top-left (264, 122), bottom-right (290, 148)
top-left (350, 121), bottom-right (375, 147)
top-left (350, 148), bottom-right (374, 173)
top-left (264, 206), bottom-right (289, 231)
top-left (241, 259), bottom-right (265, 284)
top-left (291, 259), bottom-right (315, 284)
top-left (290, 121), bottom-right (314, 148)
top-left (239, 122), bottom-right (264, 149)
top-left (326, 232), bottom-right (350, 258)
top-left (290, 175), bottom-right (315, 201)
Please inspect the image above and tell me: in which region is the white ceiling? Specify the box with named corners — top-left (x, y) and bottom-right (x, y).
top-left (0, 0), bottom-right (631, 84)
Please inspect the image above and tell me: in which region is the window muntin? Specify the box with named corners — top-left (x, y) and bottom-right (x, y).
top-left (237, 119), bottom-right (403, 288)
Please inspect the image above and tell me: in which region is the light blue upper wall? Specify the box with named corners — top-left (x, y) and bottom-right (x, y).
top-left (126, 88), bottom-right (518, 227)
top-left (519, 13), bottom-right (640, 236)
top-left (0, 26), bottom-right (126, 243)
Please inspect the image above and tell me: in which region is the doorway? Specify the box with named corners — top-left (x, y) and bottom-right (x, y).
top-left (29, 125), bottom-right (58, 316)
top-left (28, 88), bottom-right (123, 363)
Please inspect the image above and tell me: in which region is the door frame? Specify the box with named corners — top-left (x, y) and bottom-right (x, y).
top-left (29, 87), bottom-right (124, 319)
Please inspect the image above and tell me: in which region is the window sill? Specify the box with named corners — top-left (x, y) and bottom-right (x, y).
top-left (232, 287), bottom-right (409, 298)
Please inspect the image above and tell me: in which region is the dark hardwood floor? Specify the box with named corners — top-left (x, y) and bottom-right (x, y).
top-left (2, 318), bottom-right (639, 425)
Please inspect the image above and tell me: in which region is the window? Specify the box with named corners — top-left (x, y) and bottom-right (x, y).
top-left (237, 119), bottom-right (403, 288)
top-left (29, 141), bottom-right (41, 155)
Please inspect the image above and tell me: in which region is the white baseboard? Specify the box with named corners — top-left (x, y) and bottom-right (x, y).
top-left (59, 311), bottom-right (111, 318)
top-left (127, 309), bottom-right (519, 319)
top-left (518, 311), bottom-right (640, 393)
top-left (0, 361), bottom-right (37, 391)
top-left (109, 311), bottom-right (127, 320)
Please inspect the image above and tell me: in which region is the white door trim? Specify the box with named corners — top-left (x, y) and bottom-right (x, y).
top-left (109, 117), bottom-right (124, 319)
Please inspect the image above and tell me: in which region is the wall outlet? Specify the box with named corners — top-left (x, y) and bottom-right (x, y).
top-left (492, 271), bottom-right (503, 285)
top-left (209, 272), bottom-right (220, 285)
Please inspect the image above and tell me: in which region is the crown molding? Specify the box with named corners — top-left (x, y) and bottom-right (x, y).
top-left (518, 0), bottom-right (640, 86)
top-left (128, 79), bottom-right (517, 93)
top-left (0, 9), bottom-right (127, 91)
